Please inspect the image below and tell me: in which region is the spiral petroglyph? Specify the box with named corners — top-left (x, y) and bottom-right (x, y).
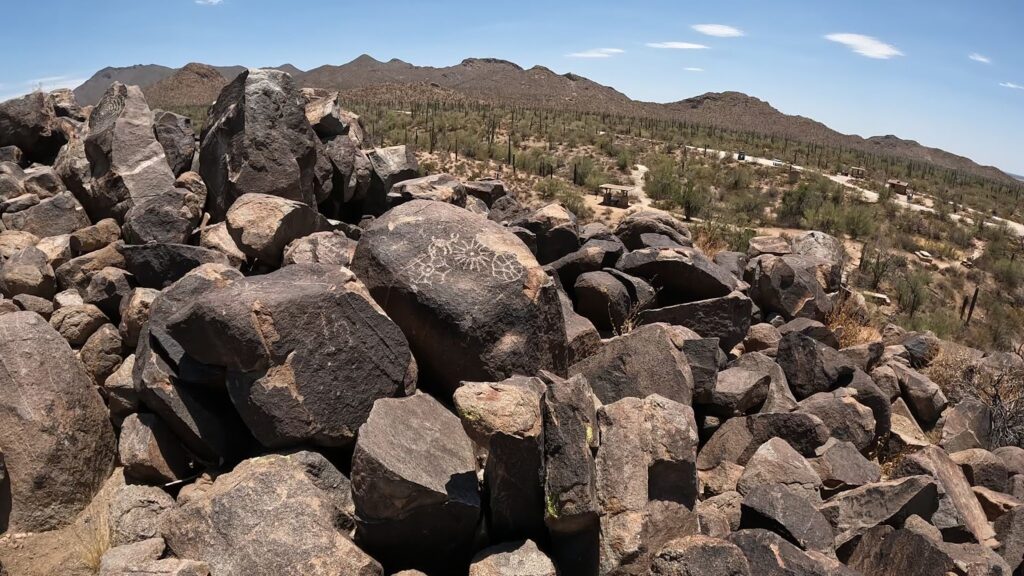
top-left (405, 233), bottom-right (525, 286)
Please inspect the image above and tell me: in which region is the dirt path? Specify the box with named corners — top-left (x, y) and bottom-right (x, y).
top-left (631, 164), bottom-right (651, 208)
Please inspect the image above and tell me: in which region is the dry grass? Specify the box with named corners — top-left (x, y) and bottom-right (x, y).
top-left (72, 500), bottom-right (111, 573)
top-left (928, 349), bottom-right (1024, 448)
top-left (826, 296), bottom-right (879, 349)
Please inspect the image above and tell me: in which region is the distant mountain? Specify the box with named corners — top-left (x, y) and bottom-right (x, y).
top-left (1012, 173), bottom-right (1024, 182)
top-left (71, 56), bottom-right (1017, 185)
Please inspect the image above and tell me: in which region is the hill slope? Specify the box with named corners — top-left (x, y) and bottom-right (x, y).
top-left (144, 63), bottom-right (227, 110)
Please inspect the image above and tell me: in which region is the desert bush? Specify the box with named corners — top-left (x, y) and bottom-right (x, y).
top-left (73, 499), bottom-right (111, 572)
top-left (929, 350), bottom-right (1024, 448)
top-left (895, 269), bottom-right (930, 318)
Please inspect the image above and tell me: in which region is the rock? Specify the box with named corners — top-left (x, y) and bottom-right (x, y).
top-left (166, 264), bottom-right (416, 448)
top-left (109, 484), bottom-right (176, 546)
top-left (679, 331), bottom-right (725, 406)
top-left (614, 209), bottom-right (691, 250)
top-left (995, 504), bottom-right (1024, 571)
top-left (305, 91), bottom-right (364, 140)
top-left (791, 231), bottom-right (845, 290)
top-left (454, 377), bottom-right (544, 540)
top-left (514, 204), bottom-right (580, 265)
top-left (0, 311), bottom-right (115, 531)
top-left (83, 83), bottom-right (177, 221)
top-left (744, 254), bottom-right (833, 322)
top-left (0, 246), bottom-right (55, 298)
top-left (119, 287), bottom-right (159, 348)
top-left (0, 91), bottom-right (66, 164)
top-left (120, 243), bottom-right (230, 289)
top-left (0, 230), bottom-right (38, 260)
top-left (21, 165), bottom-right (66, 197)
top-left (198, 221), bottom-right (247, 267)
top-left (740, 484), bottom-right (834, 553)
top-left (778, 317), bottom-right (840, 349)
top-left (122, 171), bottom-right (206, 245)
top-left (152, 110), bottom-right (196, 177)
top-left (104, 355), bottom-right (138, 423)
top-left (99, 537), bottom-right (166, 576)
top-left (1, 191), bottom-right (90, 237)
top-left (83, 266), bottom-right (134, 319)
top-left (651, 535), bottom-right (751, 576)
top-left (34, 233), bottom-right (72, 269)
top-left (364, 145), bottom-right (419, 215)
top-left (810, 439), bottom-right (881, 493)
top-left (840, 341), bottom-right (885, 372)
top-left (200, 69), bottom-right (330, 220)
top-left (0, 146), bottom-right (20, 164)
top-left (728, 529), bottom-right (847, 575)
top-left (49, 302), bottom-right (107, 345)
top-left (282, 230), bottom-right (356, 266)
top-left (797, 388), bottom-right (876, 452)
top-left (570, 323), bottom-right (694, 406)
top-left (163, 452), bottom-right (381, 576)
top-left (706, 367), bottom-right (770, 417)
top-left (902, 331), bottom-right (942, 368)
top-left (547, 240), bottom-right (625, 291)
top-left (351, 200), bottom-right (567, 395)
top-left (940, 398), bottom-right (991, 452)
top-left (696, 412), bottom-right (830, 470)
top-left (351, 393), bottom-right (479, 572)
top-left (225, 193), bottom-right (331, 265)
top-left (995, 447), bottom-right (1024, 477)
top-left (747, 235), bottom-right (792, 257)
top-left (464, 179), bottom-right (507, 207)
top-left (389, 173), bottom-right (467, 207)
top-left (974, 486), bottom-right (1021, 521)
top-left (729, 352), bottom-right (796, 413)
top-left (743, 323), bottom-right (782, 355)
top-left (54, 287), bottom-right (84, 307)
top-left (55, 241), bottom-right (126, 292)
top-left (736, 438), bottom-right (822, 500)
top-left (70, 218), bottom-right (121, 255)
top-left (616, 247), bottom-right (737, 305)
top-left (848, 526), bottom-right (1010, 576)
top-left (573, 270), bottom-right (632, 331)
top-left (320, 134), bottom-right (369, 209)
top-left (638, 291), bottom-right (752, 352)
top-left (0, 192), bottom-right (39, 213)
top-left (887, 397), bottom-right (932, 455)
top-left (469, 540), bottom-right (556, 576)
top-left (891, 363), bottom-right (948, 426)
top-left (120, 412), bottom-right (194, 485)
top-left (776, 331), bottom-right (856, 400)
top-left (12, 293), bottom-right (53, 318)
top-left (80, 322), bottom-right (123, 383)
top-left (595, 395), bottom-right (699, 572)
top-left (818, 475), bottom-right (939, 552)
top-left (846, 370), bottom-right (892, 445)
top-left (951, 448), bottom-right (1009, 493)
top-left (558, 289), bottom-right (601, 366)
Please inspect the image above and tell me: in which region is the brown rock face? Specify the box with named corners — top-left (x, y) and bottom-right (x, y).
top-left (0, 311), bottom-right (115, 531)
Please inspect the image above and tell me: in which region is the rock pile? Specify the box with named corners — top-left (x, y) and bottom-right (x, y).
top-left (0, 72), bottom-right (1020, 576)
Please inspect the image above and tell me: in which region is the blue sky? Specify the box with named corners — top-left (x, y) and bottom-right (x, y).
top-left (2, 0), bottom-right (1022, 174)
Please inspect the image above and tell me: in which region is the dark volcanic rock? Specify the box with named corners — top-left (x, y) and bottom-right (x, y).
top-left (1, 191), bottom-right (90, 237)
top-left (745, 254), bottom-right (833, 322)
top-left (616, 247), bottom-right (737, 305)
top-left (352, 393), bottom-right (480, 572)
top-left (740, 484), bottom-right (834, 553)
top-left (120, 243), bottom-right (230, 289)
top-left (776, 331), bottom-right (856, 400)
top-left (0, 91), bottom-right (66, 164)
top-left (225, 193), bottom-right (331, 265)
top-left (200, 68), bottom-right (330, 220)
top-left (152, 110), bottom-right (196, 177)
top-left (352, 200), bottom-right (567, 395)
top-left (637, 291), bottom-right (752, 351)
top-left (0, 311), bottom-right (115, 532)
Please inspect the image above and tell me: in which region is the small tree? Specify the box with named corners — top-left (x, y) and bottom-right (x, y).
top-left (896, 269), bottom-right (930, 318)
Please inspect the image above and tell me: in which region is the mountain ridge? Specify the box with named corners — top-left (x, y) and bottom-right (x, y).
top-left (70, 56), bottom-right (1018, 185)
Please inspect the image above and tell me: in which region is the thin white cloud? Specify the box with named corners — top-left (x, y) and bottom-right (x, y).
top-left (646, 42), bottom-right (709, 50)
top-left (1000, 82), bottom-right (1024, 90)
top-left (684, 67), bottom-right (704, 72)
top-left (825, 33), bottom-right (903, 59)
top-left (0, 74), bottom-right (87, 102)
top-left (195, 0), bottom-right (223, 5)
top-left (692, 24), bottom-right (744, 38)
top-left (566, 48), bottom-right (624, 59)
top-left (969, 53), bottom-right (991, 64)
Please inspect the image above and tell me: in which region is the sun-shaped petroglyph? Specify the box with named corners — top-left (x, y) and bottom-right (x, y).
top-left (405, 233), bottom-right (524, 286)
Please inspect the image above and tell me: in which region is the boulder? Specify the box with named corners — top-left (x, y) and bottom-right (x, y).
top-left (200, 69), bottom-right (330, 220)
top-left (0, 230), bottom-right (38, 260)
top-left (0, 91), bottom-right (66, 164)
top-left (742, 323), bottom-right (782, 355)
top-left (547, 240), bottom-right (625, 290)
top-left (728, 529), bottom-right (851, 575)
top-left (791, 231), bottom-right (845, 290)
top-left (122, 171), bottom-right (206, 245)
top-left (70, 217), bottom-right (121, 255)
top-left (166, 264), bottom-right (416, 448)
top-left (729, 352), bottom-right (796, 413)
top-left (614, 209), bottom-right (691, 250)
top-left (119, 413), bottom-right (194, 485)
top-left (98, 538), bottom-right (167, 576)
top-left (464, 179), bottom-right (507, 207)
top-left (940, 398), bottom-right (991, 452)
top-left (697, 412), bottom-right (830, 471)
top-left (21, 165), bottom-right (67, 197)
top-left (119, 287), bottom-right (159, 348)
top-left (744, 254), bottom-right (833, 322)
top-left (12, 293), bottom-right (53, 318)
top-left (469, 540), bottom-right (556, 576)
top-left (388, 173), bottom-right (467, 207)
top-left (810, 439), bottom-right (881, 493)
top-left (736, 437), bottom-right (822, 500)
top-left (0, 311), bottom-right (115, 531)
top-left (163, 452), bottom-right (381, 576)
top-left (573, 270), bottom-right (632, 331)
top-left (705, 367), bottom-right (770, 417)
top-left (638, 291), bottom-right (752, 351)
top-left (198, 221), bottom-right (247, 267)
top-left (651, 535), bottom-right (751, 576)
top-left (351, 201), bottom-right (567, 395)
top-left (84, 83), bottom-right (177, 221)
top-left (282, 230), bottom-right (356, 266)
top-left (778, 317), bottom-right (840, 349)
top-left (902, 331), bottom-right (942, 368)
top-left (616, 247), bottom-right (737, 305)
top-left (514, 204), bottom-right (580, 265)
top-left (351, 393), bottom-right (480, 572)
top-left (739, 484), bottom-right (834, 553)
top-left (797, 388), bottom-right (876, 452)
top-left (0, 245), bottom-right (55, 298)
top-left (108, 484), bottom-right (176, 546)
top-left (570, 323), bottom-right (694, 406)
top-left (558, 289), bottom-right (601, 366)
top-left (818, 475), bottom-right (939, 551)
top-left (776, 331), bottom-right (856, 400)
top-left (104, 355), bottom-right (138, 424)
top-left (119, 243), bottom-right (230, 289)
top-left (55, 241), bottom-right (125, 292)
top-left (951, 448), bottom-right (1009, 493)
top-left (747, 235), bottom-right (792, 257)
top-left (49, 302), bottom-right (107, 345)
top-left (225, 193), bottom-right (331, 265)
top-left (364, 145), bottom-right (419, 215)
top-left (454, 377), bottom-right (545, 540)
top-left (891, 363), bottom-right (948, 427)
top-left (152, 110), bottom-right (196, 177)
top-left (1, 191), bottom-right (90, 237)
top-left (80, 323), bottom-right (124, 383)
top-left (848, 526), bottom-right (1011, 576)
top-left (83, 266), bottom-right (134, 319)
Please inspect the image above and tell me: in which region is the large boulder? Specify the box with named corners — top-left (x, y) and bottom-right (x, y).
top-left (0, 311), bottom-right (115, 531)
top-left (637, 291), bottom-right (752, 351)
top-left (569, 323), bottom-right (694, 406)
top-left (1, 191), bottom-right (90, 237)
top-left (388, 173), bottom-right (467, 207)
top-left (364, 145), bottom-right (419, 215)
top-left (651, 535), bottom-right (751, 576)
top-left (162, 452), bottom-right (381, 576)
top-left (744, 254), bottom-right (833, 321)
top-left (739, 484), bottom-right (834, 553)
top-left (791, 231), bottom-right (845, 291)
top-left (776, 331), bottom-right (856, 400)
top-left (818, 475), bottom-right (939, 552)
top-left (0, 91), bottom-right (66, 164)
top-left (469, 540), bottom-right (556, 576)
top-left (351, 200), bottom-right (567, 395)
top-left (200, 68), bottom-right (329, 220)
top-left (614, 209), bottom-right (692, 250)
top-left (122, 171), bottom-right (206, 245)
top-left (697, 412), bottom-right (830, 471)
top-left (616, 247), bottom-right (737, 305)
top-left (166, 264), bottom-right (416, 448)
top-left (84, 83), bottom-right (177, 222)
top-left (152, 110), bottom-right (196, 177)
top-left (352, 393), bottom-right (480, 572)
top-left (797, 388), bottom-right (876, 452)
top-left (225, 193), bottom-right (331, 265)
top-left (736, 437), bottom-right (822, 500)
top-left (0, 245), bottom-right (55, 298)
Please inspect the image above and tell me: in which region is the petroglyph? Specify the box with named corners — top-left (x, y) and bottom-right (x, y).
top-left (406, 233), bottom-right (524, 286)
